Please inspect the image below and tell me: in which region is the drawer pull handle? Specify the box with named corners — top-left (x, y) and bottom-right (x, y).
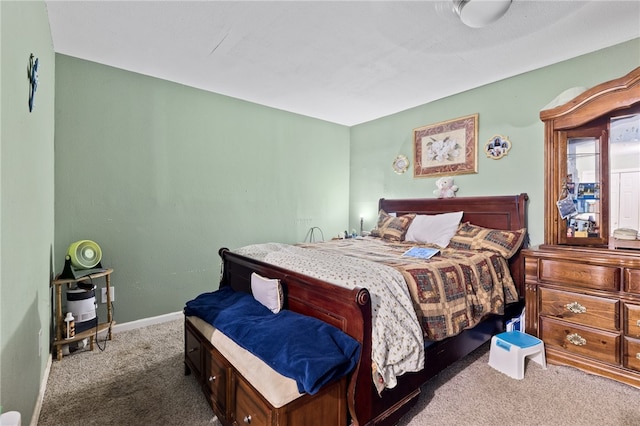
top-left (243, 415), bottom-right (252, 423)
top-left (636, 353), bottom-right (640, 360)
top-left (567, 333), bottom-right (587, 346)
top-left (565, 302), bottom-right (586, 314)
top-left (208, 375), bottom-right (216, 382)
top-left (188, 347), bottom-right (198, 354)
top-left (636, 320), bottom-right (640, 327)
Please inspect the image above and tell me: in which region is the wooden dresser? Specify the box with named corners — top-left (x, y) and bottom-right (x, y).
top-left (526, 67), bottom-right (640, 388)
top-left (524, 246), bottom-right (640, 388)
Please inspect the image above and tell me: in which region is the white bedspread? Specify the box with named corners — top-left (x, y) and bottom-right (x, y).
top-left (234, 243), bottom-right (424, 393)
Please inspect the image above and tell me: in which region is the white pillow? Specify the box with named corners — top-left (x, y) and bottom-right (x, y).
top-left (404, 211), bottom-right (464, 248)
top-left (251, 272), bottom-right (284, 314)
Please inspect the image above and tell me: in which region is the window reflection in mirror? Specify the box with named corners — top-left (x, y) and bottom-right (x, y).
top-left (610, 113), bottom-right (640, 233)
top-left (567, 137), bottom-right (601, 238)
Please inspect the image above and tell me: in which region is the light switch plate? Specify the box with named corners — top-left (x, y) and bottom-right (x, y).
top-left (101, 287), bottom-right (115, 303)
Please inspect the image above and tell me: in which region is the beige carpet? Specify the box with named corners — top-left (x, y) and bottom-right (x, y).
top-left (38, 318), bottom-right (640, 425)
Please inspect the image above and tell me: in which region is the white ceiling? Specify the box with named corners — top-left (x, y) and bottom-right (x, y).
top-left (45, 1), bottom-right (640, 126)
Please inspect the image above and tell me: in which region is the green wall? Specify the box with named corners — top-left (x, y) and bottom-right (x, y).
top-left (0, 0), bottom-right (55, 421)
top-left (349, 39), bottom-right (640, 247)
top-left (1, 4), bottom-right (638, 422)
top-left (54, 55), bottom-right (351, 324)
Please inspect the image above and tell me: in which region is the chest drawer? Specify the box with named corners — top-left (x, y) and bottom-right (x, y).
top-left (185, 325), bottom-right (202, 377)
top-left (538, 259), bottom-right (620, 291)
top-left (233, 375), bottom-right (272, 426)
top-left (624, 303), bottom-right (640, 338)
top-left (624, 337), bottom-right (640, 372)
top-left (539, 287), bottom-right (619, 331)
top-left (207, 347), bottom-right (230, 418)
top-left (540, 317), bottom-right (620, 365)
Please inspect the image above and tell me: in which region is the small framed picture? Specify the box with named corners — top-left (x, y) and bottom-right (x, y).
top-left (485, 135), bottom-right (512, 159)
top-left (392, 154), bottom-right (409, 174)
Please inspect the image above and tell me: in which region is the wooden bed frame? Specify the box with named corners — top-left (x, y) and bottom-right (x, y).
top-left (215, 194), bottom-right (529, 426)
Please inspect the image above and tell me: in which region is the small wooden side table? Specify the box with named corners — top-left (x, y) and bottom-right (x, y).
top-left (51, 268), bottom-right (115, 361)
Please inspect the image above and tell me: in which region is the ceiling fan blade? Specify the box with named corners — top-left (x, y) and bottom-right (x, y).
top-left (433, 0), bottom-right (458, 24)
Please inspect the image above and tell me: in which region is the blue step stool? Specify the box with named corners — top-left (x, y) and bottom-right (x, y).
top-left (488, 331), bottom-right (546, 379)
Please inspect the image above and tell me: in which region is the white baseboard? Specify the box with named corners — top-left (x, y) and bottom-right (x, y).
top-left (30, 354), bottom-right (52, 426)
top-left (111, 310), bottom-right (183, 334)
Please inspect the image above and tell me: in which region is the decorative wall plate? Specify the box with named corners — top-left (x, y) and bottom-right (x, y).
top-left (392, 154), bottom-right (409, 174)
top-left (485, 135), bottom-right (511, 159)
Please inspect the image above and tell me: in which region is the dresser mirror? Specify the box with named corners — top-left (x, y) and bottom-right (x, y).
top-left (562, 130), bottom-right (605, 243)
top-left (560, 110), bottom-right (640, 244)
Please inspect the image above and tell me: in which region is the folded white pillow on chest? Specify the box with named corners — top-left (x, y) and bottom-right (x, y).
top-left (251, 272), bottom-right (284, 313)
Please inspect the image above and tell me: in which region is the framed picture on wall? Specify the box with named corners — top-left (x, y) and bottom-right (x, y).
top-left (413, 114), bottom-right (478, 177)
top-left (485, 135), bottom-right (512, 159)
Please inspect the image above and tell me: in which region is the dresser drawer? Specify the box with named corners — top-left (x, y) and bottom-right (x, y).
top-left (624, 303), bottom-right (640, 339)
top-left (538, 259), bottom-right (620, 291)
top-left (624, 337), bottom-right (640, 372)
top-left (233, 374), bottom-right (272, 426)
top-left (540, 317), bottom-right (620, 365)
top-left (539, 287), bottom-right (619, 331)
top-left (625, 269), bottom-right (640, 294)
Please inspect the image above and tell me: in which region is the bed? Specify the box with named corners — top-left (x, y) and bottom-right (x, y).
top-left (198, 194), bottom-right (528, 426)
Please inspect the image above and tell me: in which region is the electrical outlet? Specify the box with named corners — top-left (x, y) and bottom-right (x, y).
top-left (295, 218), bottom-right (313, 227)
top-left (101, 287), bottom-right (115, 303)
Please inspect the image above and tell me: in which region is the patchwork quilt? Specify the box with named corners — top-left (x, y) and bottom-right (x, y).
top-left (234, 237), bottom-right (519, 392)
top-left (298, 238), bottom-right (519, 341)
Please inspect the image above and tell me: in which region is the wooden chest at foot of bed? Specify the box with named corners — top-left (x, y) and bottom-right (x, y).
top-left (184, 316), bottom-right (348, 426)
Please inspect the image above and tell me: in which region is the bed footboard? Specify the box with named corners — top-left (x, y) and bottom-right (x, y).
top-left (219, 248), bottom-right (375, 425)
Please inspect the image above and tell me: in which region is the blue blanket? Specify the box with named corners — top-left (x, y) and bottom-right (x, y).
top-left (184, 286), bottom-right (360, 395)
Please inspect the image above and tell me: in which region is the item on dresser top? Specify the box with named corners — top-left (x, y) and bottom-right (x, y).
top-left (613, 228), bottom-right (639, 240)
top-left (184, 286), bottom-right (360, 394)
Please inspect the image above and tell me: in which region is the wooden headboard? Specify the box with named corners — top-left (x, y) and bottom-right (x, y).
top-left (378, 193), bottom-right (529, 297)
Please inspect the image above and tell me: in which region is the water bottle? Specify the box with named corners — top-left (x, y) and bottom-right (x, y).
top-left (64, 312), bottom-right (75, 339)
